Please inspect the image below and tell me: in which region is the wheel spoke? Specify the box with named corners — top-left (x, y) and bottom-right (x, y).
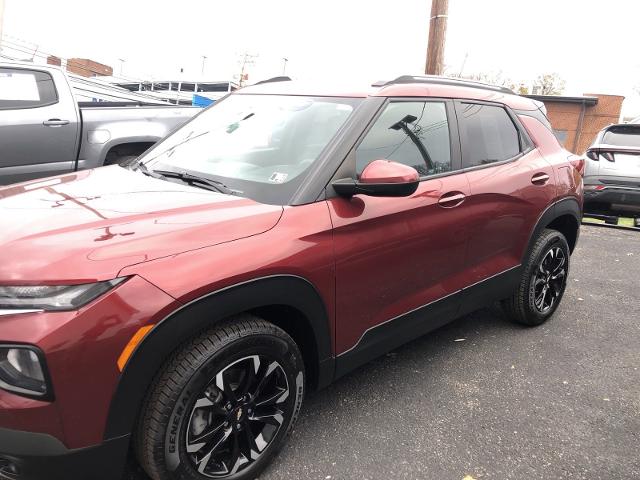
top-left (250, 408), bottom-right (284, 427)
top-left (193, 396), bottom-right (227, 416)
top-left (216, 369), bottom-right (238, 403)
top-left (240, 357), bottom-right (259, 395)
top-left (551, 249), bottom-right (565, 273)
top-left (226, 433), bottom-right (247, 475)
top-left (196, 427), bottom-right (232, 473)
top-left (243, 422), bottom-right (261, 458)
top-left (253, 361), bottom-right (279, 398)
top-left (255, 386), bottom-right (288, 406)
top-left (534, 287), bottom-right (546, 310)
top-left (188, 419), bottom-right (228, 452)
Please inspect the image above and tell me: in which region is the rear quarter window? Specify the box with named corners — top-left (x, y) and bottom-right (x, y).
top-left (457, 102), bottom-right (521, 168)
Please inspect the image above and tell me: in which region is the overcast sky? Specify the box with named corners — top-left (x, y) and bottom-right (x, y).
top-left (3, 0), bottom-right (639, 116)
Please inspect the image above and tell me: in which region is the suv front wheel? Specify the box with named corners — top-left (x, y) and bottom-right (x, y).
top-left (135, 316), bottom-right (305, 480)
top-left (502, 228), bottom-right (570, 326)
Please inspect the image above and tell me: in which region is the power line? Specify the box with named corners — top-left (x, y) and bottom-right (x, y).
top-left (0, 35), bottom-right (148, 83)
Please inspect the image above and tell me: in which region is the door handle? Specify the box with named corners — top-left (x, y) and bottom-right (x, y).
top-left (438, 191), bottom-right (466, 208)
top-left (43, 119), bottom-right (70, 127)
top-left (531, 172), bottom-right (550, 185)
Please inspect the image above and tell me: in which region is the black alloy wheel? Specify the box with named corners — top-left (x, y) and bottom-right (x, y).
top-left (532, 246), bottom-right (566, 314)
top-left (135, 316), bottom-right (305, 480)
top-left (185, 355), bottom-right (290, 477)
top-left (502, 228), bottom-right (570, 326)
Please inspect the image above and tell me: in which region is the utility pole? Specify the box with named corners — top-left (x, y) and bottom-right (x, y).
top-left (201, 55), bottom-right (207, 76)
top-left (0, 0), bottom-right (5, 52)
top-left (425, 0), bottom-right (448, 76)
top-left (282, 57), bottom-right (288, 75)
top-left (237, 52), bottom-right (257, 87)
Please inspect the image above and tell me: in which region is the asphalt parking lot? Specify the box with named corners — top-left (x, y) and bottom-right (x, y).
top-left (259, 225), bottom-right (640, 480)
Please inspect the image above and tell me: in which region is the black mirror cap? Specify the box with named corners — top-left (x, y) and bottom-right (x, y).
top-left (332, 178), bottom-right (419, 198)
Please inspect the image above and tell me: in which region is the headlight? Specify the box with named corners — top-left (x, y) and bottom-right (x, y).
top-left (0, 278), bottom-right (127, 311)
top-left (0, 345), bottom-right (52, 399)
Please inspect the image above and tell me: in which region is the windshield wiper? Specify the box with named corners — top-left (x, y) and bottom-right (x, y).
top-left (152, 169), bottom-right (235, 195)
top-left (134, 161), bottom-right (163, 179)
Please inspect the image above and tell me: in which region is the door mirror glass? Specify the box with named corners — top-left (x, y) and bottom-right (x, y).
top-left (332, 160), bottom-right (419, 198)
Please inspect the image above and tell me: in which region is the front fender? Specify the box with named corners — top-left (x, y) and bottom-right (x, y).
top-left (103, 274), bottom-right (332, 441)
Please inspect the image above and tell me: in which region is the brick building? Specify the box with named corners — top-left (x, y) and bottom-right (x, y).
top-left (525, 94), bottom-right (624, 154)
top-left (65, 58), bottom-right (113, 78)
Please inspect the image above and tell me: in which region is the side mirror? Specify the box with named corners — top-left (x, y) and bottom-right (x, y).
top-left (332, 159), bottom-right (419, 198)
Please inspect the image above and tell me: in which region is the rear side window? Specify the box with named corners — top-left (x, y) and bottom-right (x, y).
top-left (602, 126), bottom-right (640, 147)
top-left (356, 101), bottom-right (452, 177)
top-left (0, 68), bottom-right (58, 110)
top-left (458, 103), bottom-right (521, 167)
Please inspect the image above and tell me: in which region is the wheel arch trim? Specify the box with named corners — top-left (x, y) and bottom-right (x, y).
top-left (524, 196), bottom-right (581, 262)
top-left (103, 274), bottom-right (333, 441)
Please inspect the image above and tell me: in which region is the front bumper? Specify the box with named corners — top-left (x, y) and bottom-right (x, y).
top-left (0, 427), bottom-right (129, 480)
top-left (0, 275), bottom-right (179, 478)
top-left (584, 185), bottom-right (640, 207)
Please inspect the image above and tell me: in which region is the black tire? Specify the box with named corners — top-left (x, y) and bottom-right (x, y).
top-left (502, 229), bottom-right (570, 326)
top-left (135, 315), bottom-right (305, 480)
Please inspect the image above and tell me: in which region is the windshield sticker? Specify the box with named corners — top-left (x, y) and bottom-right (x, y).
top-left (268, 172), bottom-right (288, 184)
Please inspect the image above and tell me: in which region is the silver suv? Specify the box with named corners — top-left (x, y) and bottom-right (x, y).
top-left (584, 124), bottom-right (640, 211)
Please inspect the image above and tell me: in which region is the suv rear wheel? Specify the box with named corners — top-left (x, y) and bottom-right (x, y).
top-left (135, 315), bottom-right (305, 480)
top-left (502, 229), bottom-right (570, 326)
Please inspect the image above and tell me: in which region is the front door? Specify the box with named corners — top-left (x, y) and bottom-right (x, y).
top-left (328, 99), bottom-right (470, 372)
top-left (0, 67), bottom-right (79, 184)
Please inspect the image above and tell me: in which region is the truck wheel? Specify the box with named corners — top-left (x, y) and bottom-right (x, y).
top-left (502, 229), bottom-right (569, 326)
top-left (135, 316), bottom-right (305, 480)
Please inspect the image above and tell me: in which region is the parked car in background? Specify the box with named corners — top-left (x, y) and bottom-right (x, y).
top-left (0, 76), bottom-right (583, 480)
top-left (584, 123), bottom-right (640, 211)
top-left (0, 62), bottom-right (198, 185)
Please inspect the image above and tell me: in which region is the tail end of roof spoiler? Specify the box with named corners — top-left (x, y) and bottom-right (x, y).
top-left (532, 99), bottom-right (547, 115)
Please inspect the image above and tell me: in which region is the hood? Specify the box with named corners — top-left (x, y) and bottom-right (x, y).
top-left (0, 166), bottom-right (283, 283)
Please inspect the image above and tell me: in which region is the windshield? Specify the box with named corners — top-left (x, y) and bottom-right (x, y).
top-left (139, 94), bottom-right (361, 204)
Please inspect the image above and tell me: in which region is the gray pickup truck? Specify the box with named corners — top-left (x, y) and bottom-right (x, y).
top-left (0, 61), bottom-right (199, 184)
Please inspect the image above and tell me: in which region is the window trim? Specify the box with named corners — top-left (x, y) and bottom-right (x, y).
top-left (0, 66), bottom-right (60, 111)
top-left (331, 97), bottom-right (463, 187)
top-left (454, 99), bottom-right (534, 173)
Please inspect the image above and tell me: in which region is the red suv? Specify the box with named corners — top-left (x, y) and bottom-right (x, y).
top-left (0, 76), bottom-right (582, 480)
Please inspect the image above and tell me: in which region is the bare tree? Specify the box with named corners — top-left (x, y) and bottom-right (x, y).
top-left (533, 73), bottom-right (566, 95)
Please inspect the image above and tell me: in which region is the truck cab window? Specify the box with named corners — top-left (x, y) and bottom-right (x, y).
top-left (0, 68), bottom-right (58, 110)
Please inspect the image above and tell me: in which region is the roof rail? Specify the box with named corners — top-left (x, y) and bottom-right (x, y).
top-left (253, 76), bottom-right (292, 85)
top-left (373, 75), bottom-right (514, 95)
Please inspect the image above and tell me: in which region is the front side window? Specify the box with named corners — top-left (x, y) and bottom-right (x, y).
top-left (140, 94), bottom-right (360, 204)
top-left (458, 103), bottom-right (521, 167)
top-left (356, 101), bottom-right (451, 177)
top-left (0, 68), bottom-right (58, 110)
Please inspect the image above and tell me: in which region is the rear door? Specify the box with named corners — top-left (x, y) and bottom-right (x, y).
top-left (0, 66), bottom-right (80, 184)
top-left (328, 98), bottom-right (470, 362)
top-left (455, 100), bottom-right (556, 313)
